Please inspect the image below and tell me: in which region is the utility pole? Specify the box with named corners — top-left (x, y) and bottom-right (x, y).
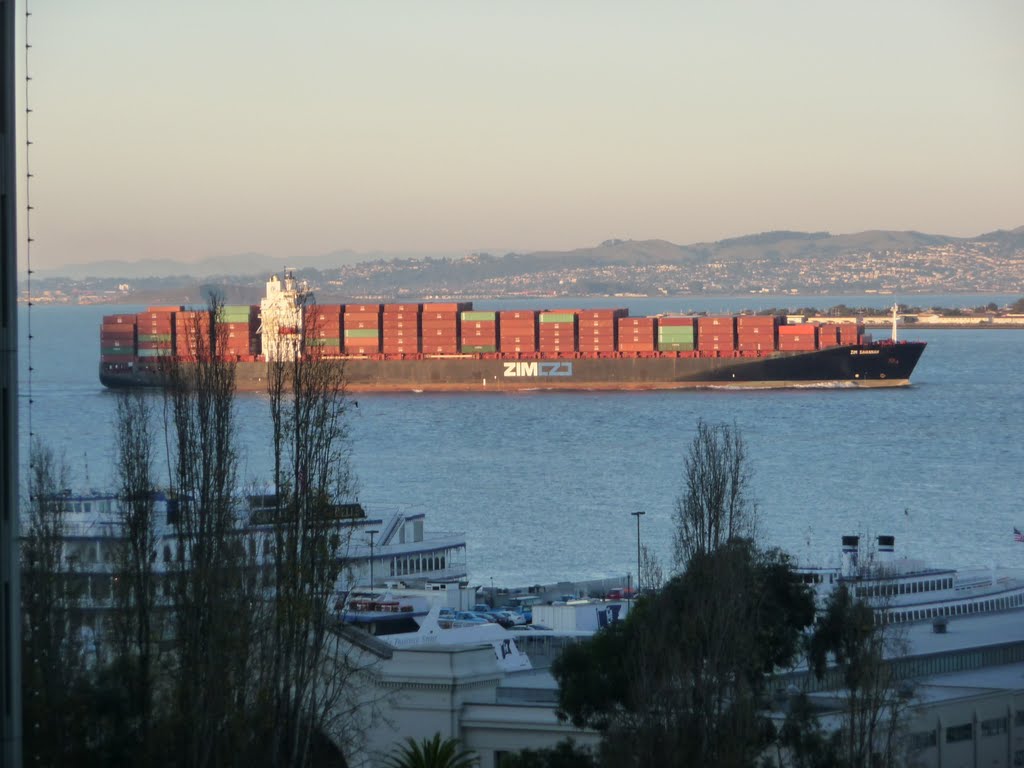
top-left (631, 511), bottom-right (645, 597)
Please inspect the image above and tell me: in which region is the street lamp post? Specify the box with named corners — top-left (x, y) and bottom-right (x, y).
top-left (490, 576), bottom-right (495, 608)
top-left (631, 511), bottom-right (645, 597)
top-left (367, 530), bottom-right (378, 590)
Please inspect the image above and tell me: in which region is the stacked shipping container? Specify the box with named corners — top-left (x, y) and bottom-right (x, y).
top-left (736, 315), bottom-right (779, 352)
top-left (343, 304), bottom-right (382, 355)
top-left (539, 311), bottom-right (578, 354)
top-left (696, 317), bottom-right (735, 352)
top-left (100, 313), bottom-right (137, 364)
top-left (498, 310), bottom-right (537, 353)
top-left (220, 305), bottom-right (259, 358)
top-left (618, 316), bottom-right (655, 352)
top-left (381, 303), bottom-right (422, 355)
top-left (102, 302), bottom-right (877, 368)
top-left (420, 303), bottom-right (469, 354)
top-left (657, 317), bottom-right (695, 352)
top-left (578, 309), bottom-right (626, 353)
top-left (460, 311), bottom-right (498, 353)
top-left (305, 304), bottom-right (343, 355)
top-left (136, 307), bottom-right (178, 360)
top-left (778, 323), bottom-right (818, 351)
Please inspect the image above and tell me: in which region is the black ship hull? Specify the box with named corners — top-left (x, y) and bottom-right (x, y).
top-left (100, 341), bottom-right (926, 393)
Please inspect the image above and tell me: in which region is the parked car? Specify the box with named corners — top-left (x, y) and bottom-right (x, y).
top-left (605, 588), bottom-right (637, 600)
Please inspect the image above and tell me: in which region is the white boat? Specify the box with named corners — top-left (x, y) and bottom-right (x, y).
top-left (799, 535), bottom-right (1024, 626)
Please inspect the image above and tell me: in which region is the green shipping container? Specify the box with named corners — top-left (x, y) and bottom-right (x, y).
top-left (306, 338), bottom-right (341, 347)
top-left (461, 344), bottom-right (497, 353)
top-left (101, 346), bottom-right (136, 355)
top-left (344, 328), bottom-right (380, 338)
top-left (461, 311), bottom-right (496, 322)
top-left (657, 342), bottom-right (695, 351)
top-left (136, 348), bottom-right (173, 357)
top-left (138, 333), bottom-right (173, 343)
top-left (658, 331), bottom-right (695, 341)
top-left (539, 313), bottom-right (575, 323)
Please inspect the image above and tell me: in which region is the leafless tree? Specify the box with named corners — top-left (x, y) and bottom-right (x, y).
top-left (260, 297), bottom-right (361, 766)
top-left (673, 419), bottom-right (756, 569)
top-left (638, 543), bottom-right (664, 592)
top-left (162, 292), bottom-right (253, 767)
top-left (111, 389), bottom-right (161, 758)
top-left (20, 440), bottom-right (87, 765)
top-left (807, 578), bottom-right (912, 768)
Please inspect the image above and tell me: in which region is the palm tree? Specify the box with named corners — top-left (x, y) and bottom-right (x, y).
top-left (383, 733), bottom-right (478, 768)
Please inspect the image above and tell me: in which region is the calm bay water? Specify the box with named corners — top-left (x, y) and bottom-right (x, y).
top-left (15, 294), bottom-right (1024, 586)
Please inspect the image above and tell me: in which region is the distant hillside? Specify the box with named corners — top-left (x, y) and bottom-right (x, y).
top-left (24, 227), bottom-right (1024, 302)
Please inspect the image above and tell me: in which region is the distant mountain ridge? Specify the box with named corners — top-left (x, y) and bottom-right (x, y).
top-left (37, 226), bottom-right (1024, 280)
top-left (25, 226), bottom-right (1024, 301)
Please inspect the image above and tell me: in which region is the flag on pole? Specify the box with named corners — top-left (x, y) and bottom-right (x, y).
top-left (1015, 527), bottom-right (1024, 543)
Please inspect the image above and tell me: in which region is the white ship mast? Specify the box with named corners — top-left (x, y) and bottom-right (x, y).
top-left (891, 303), bottom-right (899, 342)
top-left (259, 269), bottom-right (306, 362)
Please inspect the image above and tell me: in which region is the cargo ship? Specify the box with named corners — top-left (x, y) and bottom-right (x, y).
top-left (99, 271), bottom-right (926, 392)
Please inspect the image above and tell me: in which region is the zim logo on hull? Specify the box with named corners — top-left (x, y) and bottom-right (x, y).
top-left (503, 361), bottom-right (574, 377)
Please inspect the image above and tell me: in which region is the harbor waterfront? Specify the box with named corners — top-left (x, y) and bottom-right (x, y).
top-left (16, 296), bottom-right (1024, 586)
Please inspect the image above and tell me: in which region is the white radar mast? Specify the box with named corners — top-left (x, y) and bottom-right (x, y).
top-left (891, 303), bottom-right (899, 342)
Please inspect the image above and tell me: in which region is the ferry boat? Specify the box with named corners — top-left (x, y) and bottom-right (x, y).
top-left (799, 535), bottom-right (1024, 626)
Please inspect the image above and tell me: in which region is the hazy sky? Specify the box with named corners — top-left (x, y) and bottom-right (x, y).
top-left (20, 1), bottom-right (1024, 268)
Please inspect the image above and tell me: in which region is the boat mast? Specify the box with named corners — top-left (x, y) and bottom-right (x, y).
top-left (891, 303), bottom-right (899, 342)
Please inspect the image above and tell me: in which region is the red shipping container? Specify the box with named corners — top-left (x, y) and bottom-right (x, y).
top-left (698, 316), bottom-right (735, 327)
top-left (659, 317), bottom-right (696, 328)
top-left (381, 321), bottom-right (420, 332)
top-left (579, 309), bottom-right (627, 320)
top-left (619, 318), bottom-right (655, 328)
top-left (500, 344), bottom-right (537, 353)
top-left (145, 306), bottom-right (183, 313)
top-left (500, 326), bottom-right (536, 337)
top-left (344, 304), bottom-right (382, 314)
top-left (618, 341), bottom-right (656, 352)
top-left (307, 304), bottom-right (342, 316)
top-left (498, 311), bottom-right (537, 321)
top-left (421, 313), bottom-right (459, 323)
top-left (422, 303), bottom-right (464, 313)
top-left (344, 319), bottom-right (381, 331)
top-left (102, 314), bottom-right (137, 325)
top-left (737, 341), bottom-right (772, 352)
top-left (736, 315), bottom-right (779, 327)
top-left (383, 303), bottom-right (422, 313)
top-left (382, 311), bottom-right (419, 322)
top-left (101, 324), bottom-right (136, 335)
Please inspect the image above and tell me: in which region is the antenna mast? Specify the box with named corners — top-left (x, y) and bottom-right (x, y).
top-left (891, 303), bottom-right (899, 342)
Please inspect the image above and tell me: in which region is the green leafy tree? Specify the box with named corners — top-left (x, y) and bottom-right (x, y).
top-left (499, 739), bottom-right (596, 768)
top-left (555, 541), bottom-right (815, 767)
top-left (555, 421), bottom-right (815, 767)
top-left (383, 733), bottom-right (478, 768)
